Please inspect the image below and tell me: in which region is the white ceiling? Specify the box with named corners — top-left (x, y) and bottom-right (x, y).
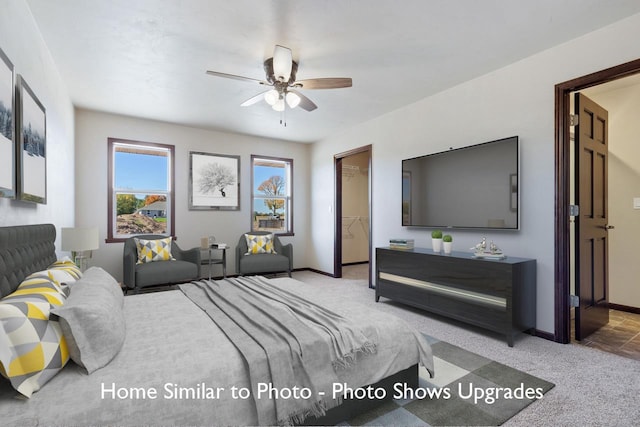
top-left (25, 0), bottom-right (640, 143)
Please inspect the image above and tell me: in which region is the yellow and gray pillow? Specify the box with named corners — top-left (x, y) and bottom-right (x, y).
top-left (0, 273), bottom-right (69, 397)
top-left (244, 233), bottom-right (276, 255)
top-left (135, 237), bottom-right (175, 264)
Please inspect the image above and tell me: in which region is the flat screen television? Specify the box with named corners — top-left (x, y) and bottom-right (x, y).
top-left (402, 136), bottom-right (519, 230)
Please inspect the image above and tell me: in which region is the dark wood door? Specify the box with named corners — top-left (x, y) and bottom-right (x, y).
top-left (574, 92), bottom-right (610, 340)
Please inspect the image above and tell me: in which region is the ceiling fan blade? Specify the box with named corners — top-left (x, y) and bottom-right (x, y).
top-left (294, 77), bottom-right (352, 90)
top-left (289, 89), bottom-right (317, 112)
top-left (240, 90), bottom-right (272, 107)
top-left (273, 45), bottom-right (293, 82)
top-left (206, 70), bottom-right (268, 85)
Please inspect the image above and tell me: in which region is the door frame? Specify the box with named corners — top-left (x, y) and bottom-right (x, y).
top-left (554, 58), bottom-right (640, 344)
top-left (334, 145), bottom-right (373, 286)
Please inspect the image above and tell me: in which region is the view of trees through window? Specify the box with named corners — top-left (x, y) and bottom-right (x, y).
top-left (109, 139), bottom-right (174, 240)
top-left (252, 156), bottom-right (292, 234)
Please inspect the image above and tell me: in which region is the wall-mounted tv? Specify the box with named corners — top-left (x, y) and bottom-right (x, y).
top-left (402, 136), bottom-right (519, 230)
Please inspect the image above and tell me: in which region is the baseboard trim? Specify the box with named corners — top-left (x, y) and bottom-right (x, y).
top-left (608, 302), bottom-right (640, 314)
top-left (341, 261), bottom-right (369, 267)
top-left (302, 268), bottom-right (336, 278)
top-left (532, 329), bottom-right (556, 342)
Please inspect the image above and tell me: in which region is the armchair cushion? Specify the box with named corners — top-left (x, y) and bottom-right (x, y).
top-left (134, 237), bottom-right (175, 264)
top-left (244, 233), bottom-right (276, 255)
top-left (134, 260), bottom-right (198, 289)
top-left (239, 253), bottom-right (290, 275)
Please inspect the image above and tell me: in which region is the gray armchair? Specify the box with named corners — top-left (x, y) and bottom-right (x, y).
top-left (123, 235), bottom-right (200, 292)
top-left (236, 231), bottom-right (292, 277)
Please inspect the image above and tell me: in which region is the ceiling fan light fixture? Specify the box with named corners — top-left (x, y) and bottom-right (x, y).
top-left (264, 89), bottom-right (279, 106)
top-left (273, 98), bottom-right (285, 111)
top-left (286, 91), bottom-right (301, 109)
top-left (206, 44), bottom-right (351, 119)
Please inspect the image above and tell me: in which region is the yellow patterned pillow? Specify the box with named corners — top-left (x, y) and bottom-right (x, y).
top-left (13, 272), bottom-right (68, 303)
top-left (244, 233), bottom-right (276, 255)
top-left (134, 237), bottom-right (175, 264)
top-left (0, 275), bottom-right (69, 397)
top-left (24, 260), bottom-right (84, 297)
top-left (48, 259), bottom-right (83, 281)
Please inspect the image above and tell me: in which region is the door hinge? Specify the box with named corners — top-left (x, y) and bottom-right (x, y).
top-left (569, 205), bottom-right (579, 216)
top-left (570, 114), bottom-right (579, 126)
top-left (570, 295), bottom-right (580, 307)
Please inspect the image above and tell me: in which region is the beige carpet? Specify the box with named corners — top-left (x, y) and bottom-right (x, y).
top-left (292, 269), bottom-right (640, 426)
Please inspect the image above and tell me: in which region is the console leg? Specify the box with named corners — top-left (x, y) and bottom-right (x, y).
top-left (507, 334), bottom-right (514, 347)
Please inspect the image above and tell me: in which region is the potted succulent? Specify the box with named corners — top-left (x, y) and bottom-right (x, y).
top-left (431, 230), bottom-right (443, 252)
top-left (442, 234), bottom-right (453, 254)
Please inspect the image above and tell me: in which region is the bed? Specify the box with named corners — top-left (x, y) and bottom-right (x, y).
top-left (0, 224), bottom-right (433, 426)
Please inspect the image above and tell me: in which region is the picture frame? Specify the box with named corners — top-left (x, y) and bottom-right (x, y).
top-left (0, 47), bottom-right (16, 199)
top-left (16, 75), bottom-right (47, 204)
top-left (189, 151), bottom-right (240, 210)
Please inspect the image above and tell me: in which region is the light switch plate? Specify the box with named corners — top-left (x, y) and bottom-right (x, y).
top-left (634, 198), bottom-right (640, 209)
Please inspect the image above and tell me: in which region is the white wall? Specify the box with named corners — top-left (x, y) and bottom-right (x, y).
top-left (0, 0), bottom-right (75, 245)
top-left (310, 13), bottom-right (640, 334)
top-left (74, 109), bottom-right (310, 281)
top-left (586, 84), bottom-right (640, 308)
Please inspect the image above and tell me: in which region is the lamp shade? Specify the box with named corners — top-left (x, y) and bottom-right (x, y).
top-left (286, 91), bottom-right (301, 108)
top-left (264, 89), bottom-right (279, 106)
top-left (61, 227), bottom-right (99, 252)
top-left (272, 98), bottom-right (285, 112)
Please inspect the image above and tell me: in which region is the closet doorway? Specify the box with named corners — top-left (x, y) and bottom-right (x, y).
top-left (334, 145), bottom-right (372, 286)
top-left (555, 58), bottom-right (640, 346)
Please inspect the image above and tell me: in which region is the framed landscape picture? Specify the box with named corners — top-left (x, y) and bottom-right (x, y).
top-left (0, 47), bottom-right (15, 199)
top-left (189, 151), bottom-right (240, 210)
top-left (16, 75), bottom-right (47, 204)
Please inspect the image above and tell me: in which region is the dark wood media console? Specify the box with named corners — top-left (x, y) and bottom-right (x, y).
top-left (376, 247), bottom-right (536, 346)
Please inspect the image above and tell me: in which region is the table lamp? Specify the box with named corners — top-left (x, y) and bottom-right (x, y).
top-left (61, 227), bottom-right (99, 271)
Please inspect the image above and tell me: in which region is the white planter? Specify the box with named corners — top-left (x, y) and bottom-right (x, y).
top-left (443, 241), bottom-right (453, 254)
top-left (432, 238), bottom-right (442, 252)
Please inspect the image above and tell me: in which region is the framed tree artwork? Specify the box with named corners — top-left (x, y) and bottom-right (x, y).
top-left (189, 151), bottom-right (240, 210)
top-left (16, 75), bottom-right (47, 204)
top-left (0, 47), bottom-right (15, 199)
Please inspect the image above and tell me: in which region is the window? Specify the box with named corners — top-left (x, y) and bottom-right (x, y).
top-left (107, 138), bottom-right (175, 242)
top-left (251, 155), bottom-right (293, 235)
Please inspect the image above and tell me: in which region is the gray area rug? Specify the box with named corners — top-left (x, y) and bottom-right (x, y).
top-left (341, 334), bottom-right (554, 426)
top-left (292, 269), bottom-right (640, 426)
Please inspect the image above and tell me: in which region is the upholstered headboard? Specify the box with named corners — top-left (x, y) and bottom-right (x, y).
top-left (0, 224), bottom-right (57, 298)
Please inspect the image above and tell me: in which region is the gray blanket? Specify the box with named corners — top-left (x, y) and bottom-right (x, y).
top-left (180, 276), bottom-right (377, 425)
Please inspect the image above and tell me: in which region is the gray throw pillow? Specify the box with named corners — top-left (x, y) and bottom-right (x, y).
top-left (52, 277), bottom-right (125, 374)
top-left (73, 266), bottom-right (124, 307)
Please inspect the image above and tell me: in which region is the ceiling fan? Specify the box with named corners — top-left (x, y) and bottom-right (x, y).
top-left (206, 45), bottom-right (352, 116)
